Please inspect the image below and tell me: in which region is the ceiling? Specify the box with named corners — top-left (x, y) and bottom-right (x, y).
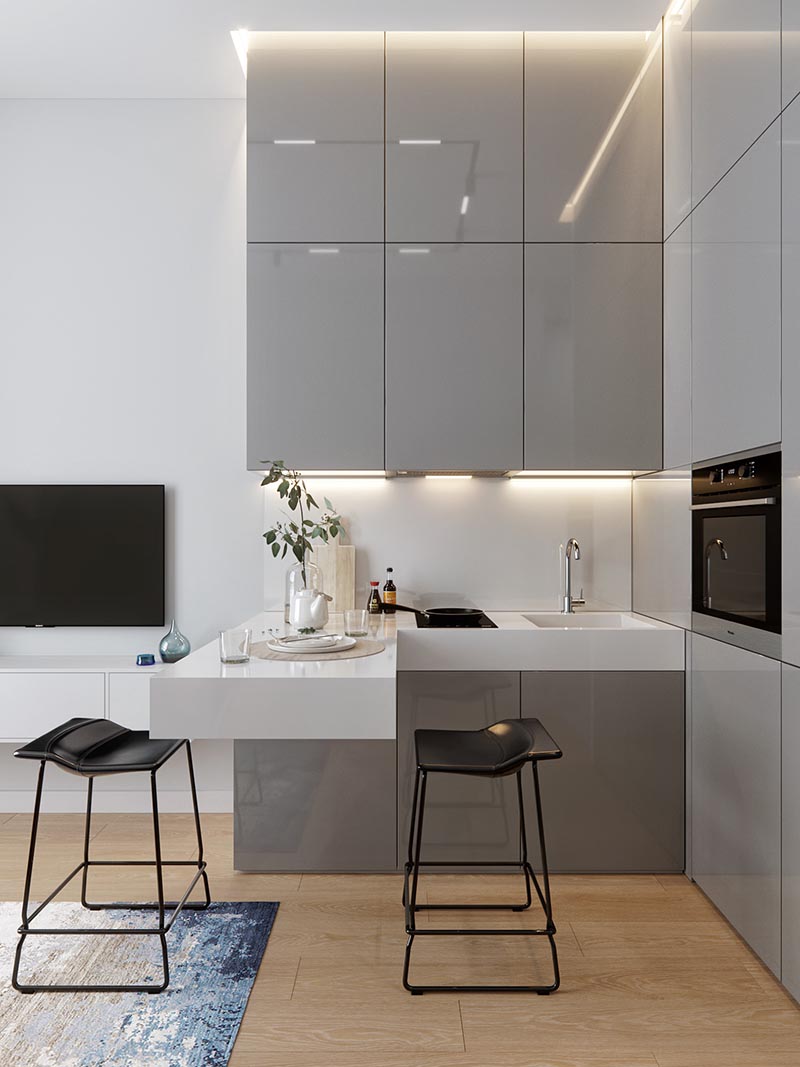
top-left (0, 0), bottom-right (667, 99)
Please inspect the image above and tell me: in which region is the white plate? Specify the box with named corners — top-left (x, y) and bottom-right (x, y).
top-left (267, 635), bottom-right (357, 655)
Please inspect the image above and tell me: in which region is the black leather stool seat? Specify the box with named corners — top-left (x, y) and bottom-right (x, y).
top-left (414, 717), bottom-right (561, 777)
top-left (14, 718), bottom-right (186, 777)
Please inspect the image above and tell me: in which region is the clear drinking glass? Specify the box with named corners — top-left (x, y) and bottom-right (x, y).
top-left (219, 628), bottom-right (251, 663)
top-left (343, 609), bottom-right (369, 637)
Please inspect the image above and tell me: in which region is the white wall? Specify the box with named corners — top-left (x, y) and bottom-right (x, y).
top-left (0, 99), bottom-right (262, 810)
top-left (263, 476), bottom-right (633, 612)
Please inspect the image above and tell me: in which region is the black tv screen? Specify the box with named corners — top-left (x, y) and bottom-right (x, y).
top-left (0, 485), bottom-right (165, 626)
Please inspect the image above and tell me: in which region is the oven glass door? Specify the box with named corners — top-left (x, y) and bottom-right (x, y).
top-left (692, 502), bottom-right (780, 632)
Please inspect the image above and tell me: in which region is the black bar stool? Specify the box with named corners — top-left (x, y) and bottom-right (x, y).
top-left (403, 716), bottom-right (562, 995)
top-left (11, 717), bottom-right (211, 994)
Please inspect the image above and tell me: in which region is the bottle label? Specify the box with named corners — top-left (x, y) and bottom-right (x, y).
top-left (384, 590), bottom-right (396, 605)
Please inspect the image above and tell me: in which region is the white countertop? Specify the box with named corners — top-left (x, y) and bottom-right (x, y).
top-left (150, 609), bottom-right (685, 741)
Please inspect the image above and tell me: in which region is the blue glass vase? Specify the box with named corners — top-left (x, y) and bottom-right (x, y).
top-left (159, 619), bottom-right (191, 663)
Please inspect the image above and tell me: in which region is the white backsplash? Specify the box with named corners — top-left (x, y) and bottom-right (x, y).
top-left (263, 476), bottom-right (632, 612)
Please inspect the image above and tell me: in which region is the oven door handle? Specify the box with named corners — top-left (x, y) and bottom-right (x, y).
top-left (691, 497), bottom-right (777, 511)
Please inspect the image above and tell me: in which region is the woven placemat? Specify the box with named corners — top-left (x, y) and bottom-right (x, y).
top-left (250, 638), bottom-right (386, 662)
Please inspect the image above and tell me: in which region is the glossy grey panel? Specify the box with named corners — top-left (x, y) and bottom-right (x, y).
top-left (691, 123), bottom-right (780, 463)
top-left (664, 5), bottom-right (692, 235)
top-left (524, 243), bottom-right (662, 470)
top-left (632, 469), bottom-right (692, 630)
top-left (385, 244), bottom-right (523, 472)
top-left (782, 663), bottom-right (800, 999)
top-left (386, 33), bottom-right (522, 242)
top-left (247, 32), bottom-right (383, 241)
top-left (663, 220), bottom-right (692, 468)
top-left (785, 3), bottom-right (800, 106)
top-left (397, 672), bottom-right (521, 866)
top-left (524, 32), bottom-right (661, 242)
top-left (691, 0), bottom-right (780, 207)
top-left (233, 739), bottom-right (396, 872)
top-left (691, 633), bottom-right (781, 975)
top-left (248, 244), bottom-right (384, 471)
top-left (783, 97), bottom-right (800, 667)
top-left (523, 671), bottom-right (685, 873)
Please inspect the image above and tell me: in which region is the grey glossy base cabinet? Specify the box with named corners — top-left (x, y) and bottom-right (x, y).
top-left (233, 740), bottom-right (396, 872)
top-left (397, 670), bottom-right (685, 874)
top-left (522, 672), bottom-right (685, 872)
top-left (691, 633), bottom-right (781, 976)
top-left (782, 664), bottom-right (800, 1000)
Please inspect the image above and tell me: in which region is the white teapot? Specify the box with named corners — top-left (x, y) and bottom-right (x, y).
top-left (289, 588), bottom-right (332, 632)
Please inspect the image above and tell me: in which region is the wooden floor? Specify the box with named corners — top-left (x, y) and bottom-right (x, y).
top-left (1, 812), bottom-right (799, 1067)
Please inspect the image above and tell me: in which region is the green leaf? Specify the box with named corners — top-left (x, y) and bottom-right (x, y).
top-left (271, 542), bottom-right (280, 557)
top-left (264, 530), bottom-right (277, 544)
top-left (324, 496), bottom-right (333, 510)
top-left (292, 543), bottom-right (304, 563)
top-left (306, 493), bottom-right (318, 509)
top-left (281, 544), bottom-right (288, 559)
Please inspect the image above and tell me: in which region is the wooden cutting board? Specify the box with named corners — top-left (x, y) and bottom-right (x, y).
top-left (311, 543), bottom-right (356, 612)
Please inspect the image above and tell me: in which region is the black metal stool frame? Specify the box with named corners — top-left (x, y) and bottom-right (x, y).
top-left (12, 739), bottom-right (211, 994)
top-left (403, 759), bottom-right (560, 995)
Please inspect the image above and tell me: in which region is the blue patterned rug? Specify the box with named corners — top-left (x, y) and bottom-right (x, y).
top-left (0, 900), bottom-right (278, 1067)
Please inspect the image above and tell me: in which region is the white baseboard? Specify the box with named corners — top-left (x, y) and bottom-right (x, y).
top-left (0, 789), bottom-right (233, 814)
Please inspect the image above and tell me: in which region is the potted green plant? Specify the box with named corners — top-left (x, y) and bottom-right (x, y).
top-left (261, 461), bottom-right (345, 621)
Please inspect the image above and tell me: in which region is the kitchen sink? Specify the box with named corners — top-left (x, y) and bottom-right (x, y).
top-left (523, 612), bottom-right (659, 630)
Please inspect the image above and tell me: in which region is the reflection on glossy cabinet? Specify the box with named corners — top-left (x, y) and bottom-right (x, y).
top-left (663, 219), bottom-right (692, 469)
top-left (691, 125), bottom-right (780, 463)
top-left (524, 32), bottom-right (661, 242)
top-left (247, 32), bottom-right (384, 242)
top-left (691, 633), bottom-right (781, 975)
top-left (385, 244), bottom-right (523, 472)
top-left (524, 243), bottom-right (662, 470)
top-left (783, 664), bottom-right (800, 999)
top-left (632, 469), bottom-right (692, 630)
top-left (397, 672), bottom-right (522, 866)
top-left (691, 0), bottom-right (780, 208)
top-left (233, 739), bottom-right (397, 872)
top-left (247, 244), bottom-right (384, 471)
top-left (523, 671), bottom-right (685, 872)
top-left (785, 3), bottom-right (800, 106)
top-left (783, 98), bottom-right (800, 667)
top-left (663, 4), bottom-right (692, 235)
top-left (386, 33), bottom-right (522, 242)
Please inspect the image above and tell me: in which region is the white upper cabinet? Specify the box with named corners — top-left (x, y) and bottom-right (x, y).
top-left (385, 33), bottom-right (523, 243)
top-left (247, 32), bottom-right (384, 242)
top-left (663, 218), bottom-right (692, 469)
top-left (691, 0), bottom-right (780, 208)
top-left (783, 96), bottom-right (800, 667)
top-left (691, 122), bottom-right (780, 463)
top-left (663, 4), bottom-right (692, 236)
top-left (524, 32), bottom-right (661, 242)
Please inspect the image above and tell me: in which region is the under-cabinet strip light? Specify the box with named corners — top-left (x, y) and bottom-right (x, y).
top-left (425, 474), bottom-right (473, 481)
top-left (309, 248), bottom-right (340, 254)
top-left (273, 139), bottom-right (316, 145)
top-left (398, 139), bottom-right (442, 145)
top-left (398, 248), bottom-right (431, 254)
top-left (298, 471), bottom-right (386, 478)
top-left (511, 470), bottom-right (634, 478)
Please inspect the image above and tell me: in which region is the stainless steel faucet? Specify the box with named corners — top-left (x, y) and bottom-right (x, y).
top-left (704, 538), bottom-right (728, 608)
top-left (561, 538), bottom-right (585, 614)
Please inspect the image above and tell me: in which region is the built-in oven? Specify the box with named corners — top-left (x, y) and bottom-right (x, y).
top-left (691, 450), bottom-right (781, 658)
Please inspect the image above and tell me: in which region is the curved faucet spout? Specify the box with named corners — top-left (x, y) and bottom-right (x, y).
top-left (562, 538), bottom-right (583, 613)
top-left (704, 538), bottom-right (729, 609)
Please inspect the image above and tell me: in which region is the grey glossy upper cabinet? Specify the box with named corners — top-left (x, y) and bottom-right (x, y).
top-left (663, 4), bottom-right (692, 236)
top-left (385, 244), bottom-right (523, 472)
top-left (663, 218), bottom-right (692, 469)
top-left (524, 32), bottom-right (661, 242)
top-left (691, 123), bottom-right (780, 464)
top-left (691, 633), bottom-right (781, 976)
top-left (783, 97), bottom-right (800, 668)
top-left (248, 245), bottom-right (384, 471)
top-left (691, 0), bottom-right (780, 208)
top-left (785, 3), bottom-right (800, 106)
top-left (783, 664), bottom-right (800, 1000)
top-left (385, 33), bottom-right (522, 243)
top-left (524, 243), bottom-right (662, 470)
top-left (247, 33), bottom-right (383, 242)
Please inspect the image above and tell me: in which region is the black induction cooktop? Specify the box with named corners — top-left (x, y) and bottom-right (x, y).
top-left (414, 611), bottom-right (498, 629)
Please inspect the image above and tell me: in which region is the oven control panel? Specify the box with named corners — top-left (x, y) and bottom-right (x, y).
top-left (693, 451), bottom-right (781, 501)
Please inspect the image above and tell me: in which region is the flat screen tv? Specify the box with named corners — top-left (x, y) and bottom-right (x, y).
top-left (0, 485), bottom-right (165, 626)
